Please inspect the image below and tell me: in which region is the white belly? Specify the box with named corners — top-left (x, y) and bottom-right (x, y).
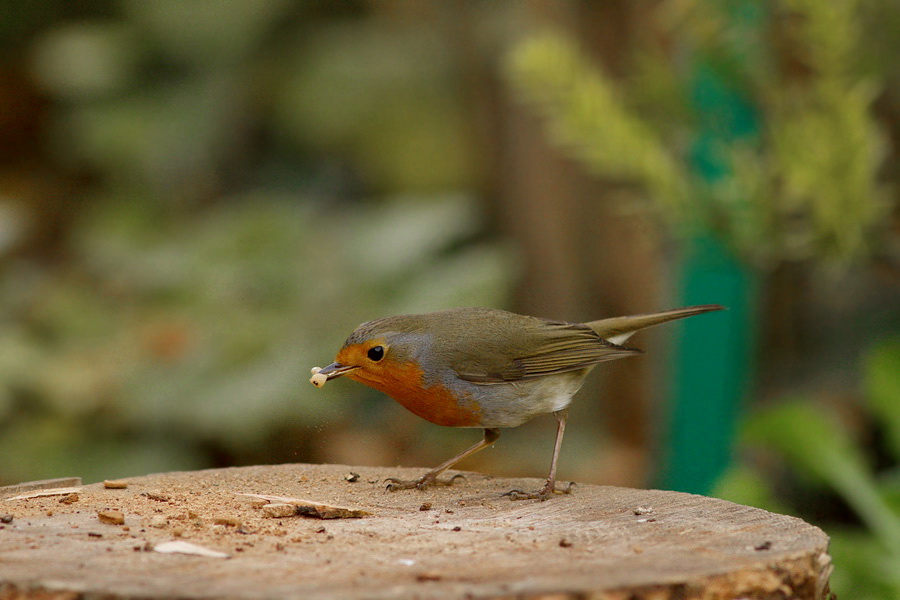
top-left (469, 370), bottom-right (589, 428)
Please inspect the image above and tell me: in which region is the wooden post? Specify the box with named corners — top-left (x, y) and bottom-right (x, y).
top-left (1, 464), bottom-right (832, 599)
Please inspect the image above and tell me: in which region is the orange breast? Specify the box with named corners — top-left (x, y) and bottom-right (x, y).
top-left (347, 361), bottom-right (482, 427)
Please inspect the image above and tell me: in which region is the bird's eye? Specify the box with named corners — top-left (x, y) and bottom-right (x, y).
top-left (367, 346), bottom-right (385, 362)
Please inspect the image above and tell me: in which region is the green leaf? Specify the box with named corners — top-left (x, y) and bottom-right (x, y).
top-left (711, 465), bottom-right (792, 515)
top-left (745, 401), bottom-right (900, 554)
top-left (829, 527), bottom-right (900, 600)
top-left (864, 338), bottom-right (900, 460)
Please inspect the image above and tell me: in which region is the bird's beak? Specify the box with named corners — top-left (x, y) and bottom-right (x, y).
top-left (316, 362), bottom-right (358, 380)
top-left (310, 362), bottom-right (360, 388)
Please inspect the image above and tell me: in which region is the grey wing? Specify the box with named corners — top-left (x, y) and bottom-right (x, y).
top-left (452, 322), bottom-right (642, 384)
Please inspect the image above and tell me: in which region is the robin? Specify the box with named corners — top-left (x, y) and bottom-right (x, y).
top-left (310, 304), bottom-right (723, 500)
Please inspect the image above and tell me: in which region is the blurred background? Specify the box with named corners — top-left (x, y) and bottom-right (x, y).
top-left (0, 1), bottom-right (898, 596)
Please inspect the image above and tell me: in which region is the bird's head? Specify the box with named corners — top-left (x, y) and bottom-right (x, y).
top-left (310, 315), bottom-right (428, 391)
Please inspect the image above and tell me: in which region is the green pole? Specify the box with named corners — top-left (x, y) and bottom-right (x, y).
top-left (663, 232), bottom-right (756, 494)
top-left (660, 7), bottom-right (761, 494)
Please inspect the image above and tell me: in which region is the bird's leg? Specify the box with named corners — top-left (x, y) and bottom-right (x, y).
top-left (385, 428), bottom-right (500, 491)
top-left (505, 410), bottom-right (575, 501)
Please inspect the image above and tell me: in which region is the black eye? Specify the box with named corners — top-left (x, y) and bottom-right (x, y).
top-left (367, 345), bottom-right (385, 362)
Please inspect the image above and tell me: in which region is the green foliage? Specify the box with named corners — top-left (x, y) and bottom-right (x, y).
top-left (273, 24), bottom-right (473, 193)
top-left (864, 338), bottom-right (900, 459)
top-left (715, 337), bottom-right (900, 599)
top-left (507, 34), bottom-right (692, 221)
top-left (0, 197), bottom-right (512, 484)
top-left (505, 0), bottom-right (891, 265)
top-left (0, 4), bottom-right (509, 484)
top-left (712, 464), bottom-right (791, 515)
top-left (828, 527), bottom-right (900, 600)
top-left (27, 3), bottom-right (473, 197)
top-left (743, 401), bottom-right (900, 555)
top-left (758, 0), bottom-right (886, 262)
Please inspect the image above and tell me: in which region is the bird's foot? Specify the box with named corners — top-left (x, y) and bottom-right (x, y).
top-left (503, 480), bottom-right (575, 501)
top-left (385, 473), bottom-right (465, 492)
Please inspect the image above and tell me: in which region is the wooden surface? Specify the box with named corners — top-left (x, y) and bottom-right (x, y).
top-left (0, 464), bottom-right (831, 599)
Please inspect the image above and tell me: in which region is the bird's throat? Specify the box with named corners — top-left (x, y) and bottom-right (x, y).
top-left (348, 361), bottom-right (482, 428)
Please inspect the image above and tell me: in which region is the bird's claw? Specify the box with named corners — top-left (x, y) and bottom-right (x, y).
top-left (502, 488), bottom-right (550, 501)
top-left (384, 473), bottom-right (465, 492)
top-left (384, 477), bottom-right (420, 492)
top-left (503, 481), bottom-right (575, 501)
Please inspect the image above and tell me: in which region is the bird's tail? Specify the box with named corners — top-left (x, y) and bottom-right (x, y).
top-left (587, 304), bottom-right (725, 345)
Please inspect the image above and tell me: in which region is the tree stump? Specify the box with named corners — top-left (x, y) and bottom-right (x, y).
top-left (0, 464), bottom-right (831, 599)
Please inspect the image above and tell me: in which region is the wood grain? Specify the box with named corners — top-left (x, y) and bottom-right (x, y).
top-left (0, 463), bottom-right (831, 599)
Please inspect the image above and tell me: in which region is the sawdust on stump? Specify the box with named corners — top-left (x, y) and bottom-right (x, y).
top-left (0, 463), bottom-right (832, 599)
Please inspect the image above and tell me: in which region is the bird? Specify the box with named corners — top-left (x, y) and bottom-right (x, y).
top-left (310, 304), bottom-right (724, 500)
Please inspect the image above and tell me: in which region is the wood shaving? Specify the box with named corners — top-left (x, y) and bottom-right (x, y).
top-left (153, 541), bottom-right (229, 559)
top-left (238, 493), bottom-right (371, 519)
top-left (5, 487), bottom-right (84, 501)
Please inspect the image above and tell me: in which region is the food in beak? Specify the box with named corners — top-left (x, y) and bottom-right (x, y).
top-left (310, 367), bottom-right (328, 387)
top-left (309, 363), bottom-right (358, 388)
